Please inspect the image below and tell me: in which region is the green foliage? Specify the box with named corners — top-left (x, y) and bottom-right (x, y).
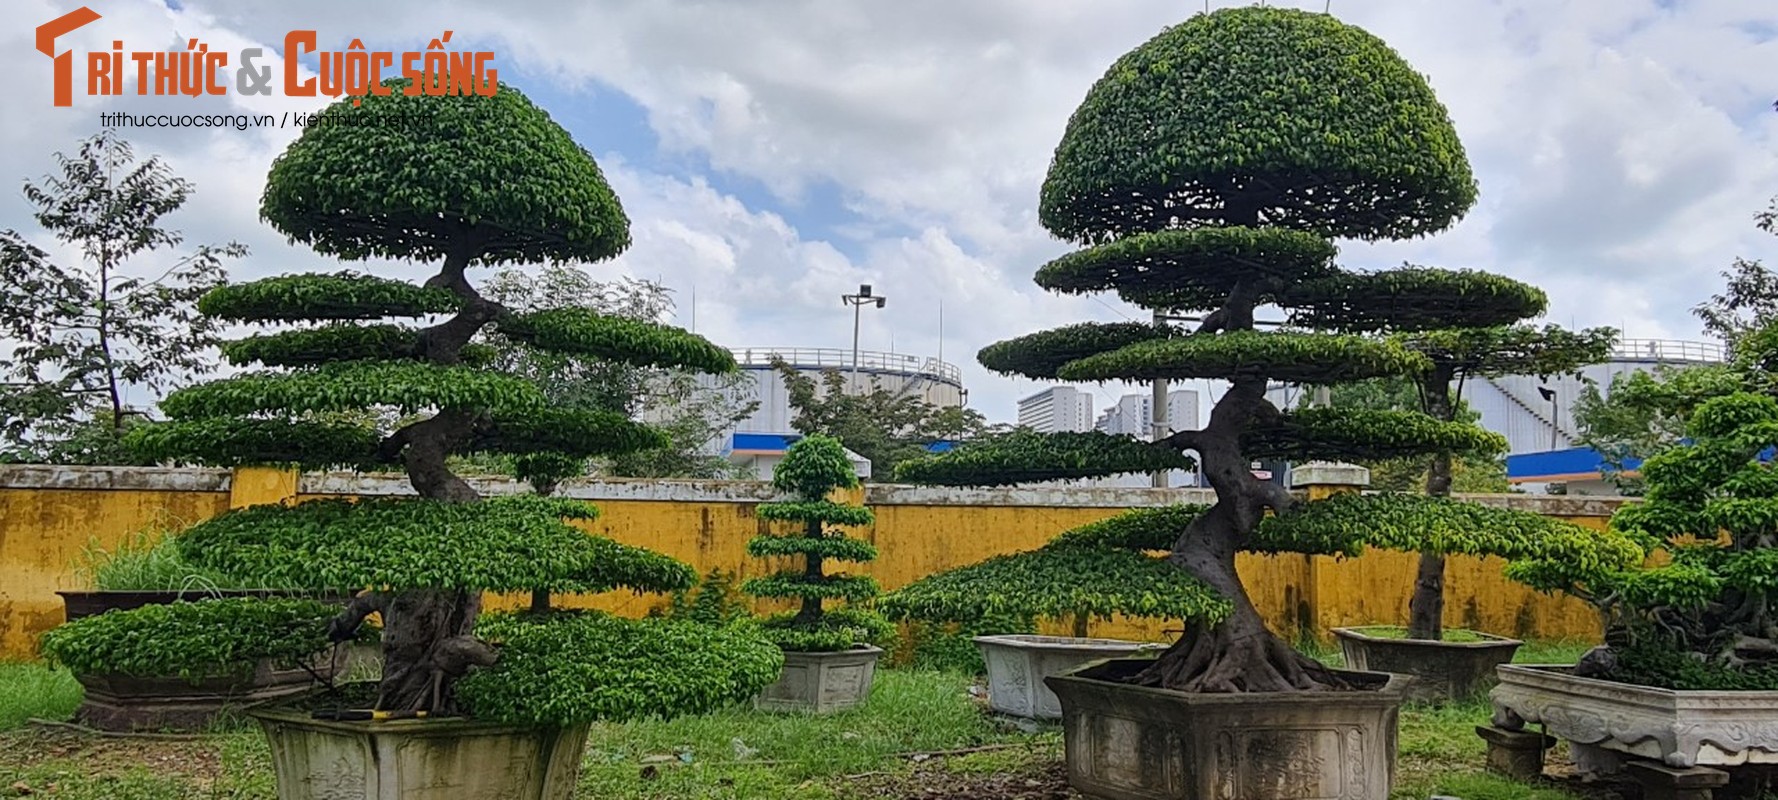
top-left (1694, 201), bottom-right (1778, 349)
top-left (457, 611), bottom-right (783, 726)
top-left (159, 361), bottom-right (544, 419)
top-left (878, 543), bottom-right (1230, 625)
top-left (1040, 6), bottom-right (1475, 245)
top-left (1288, 377), bottom-right (1508, 493)
top-left (1034, 226), bottom-right (1338, 303)
top-left (755, 501), bottom-right (876, 528)
top-left (653, 569), bottom-right (753, 627)
top-left (769, 435), bottom-right (860, 499)
top-left (222, 324), bottom-right (423, 367)
top-left (977, 321), bottom-right (1176, 380)
top-left (905, 611), bottom-right (1039, 674)
top-left (477, 408), bottom-right (669, 459)
top-left (773, 367), bottom-right (991, 482)
top-left (77, 524), bottom-right (296, 591)
top-left (1056, 330), bottom-right (1431, 384)
top-left (37, 597), bottom-right (357, 681)
top-left (173, 497), bottom-right (697, 595)
top-left (743, 573), bottom-right (880, 603)
top-left (1048, 505), bottom-right (1207, 552)
top-left (198, 272), bottom-right (461, 322)
top-left (1400, 325), bottom-right (1617, 379)
top-left (1263, 493), bottom-right (1644, 569)
top-left (1606, 640), bottom-right (1778, 691)
top-left (1575, 363), bottom-right (1745, 487)
top-left (893, 429), bottom-right (1195, 487)
top-left (1285, 268), bottom-right (1548, 334)
top-left (1242, 407), bottom-right (1507, 463)
top-left (747, 532), bottom-right (879, 563)
top-left (261, 80), bottom-right (629, 266)
top-left (760, 608), bottom-right (896, 653)
top-left (126, 417), bottom-right (381, 470)
top-left (497, 309), bottom-right (736, 374)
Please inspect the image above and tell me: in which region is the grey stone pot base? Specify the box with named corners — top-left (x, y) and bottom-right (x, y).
top-left (1046, 658), bottom-right (1407, 800)
top-left (754, 645), bottom-right (882, 714)
top-left (1490, 664), bottom-right (1778, 771)
top-left (974, 634), bottom-right (1165, 720)
top-left (1333, 626), bottom-right (1521, 703)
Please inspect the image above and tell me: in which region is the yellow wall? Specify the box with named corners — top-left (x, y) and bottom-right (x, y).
top-left (1, 467), bottom-right (1614, 660)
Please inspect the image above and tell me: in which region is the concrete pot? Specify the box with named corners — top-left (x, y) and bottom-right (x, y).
top-left (1047, 658), bottom-right (1406, 800)
top-left (974, 634), bottom-right (1164, 719)
top-left (755, 645), bottom-right (882, 714)
top-left (1491, 663), bottom-right (1778, 772)
top-left (1333, 626), bottom-right (1521, 703)
top-left (250, 705), bottom-right (591, 800)
top-left (75, 648), bottom-right (347, 731)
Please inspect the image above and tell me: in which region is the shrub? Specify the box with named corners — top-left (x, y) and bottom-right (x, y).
top-left (38, 597), bottom-right (366, 682)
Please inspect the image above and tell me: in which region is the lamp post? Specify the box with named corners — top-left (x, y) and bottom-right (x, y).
top-left (842, 284), bottom-right (886, 394)
top-left (1537, 386), bottom-right (1558, 451)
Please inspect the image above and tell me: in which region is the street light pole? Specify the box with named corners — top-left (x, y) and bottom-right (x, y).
top-left (842, 284), bottom-right (886, 394)
top-left (1538, 386), bottom-right (1558, 451)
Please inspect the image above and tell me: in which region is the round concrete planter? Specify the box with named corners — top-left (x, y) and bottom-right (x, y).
top-left (1047, 658), bottom-right (1407, 800)
top-left (755, 645), bottom-right (882, 714)
top-left (974, 634), bottom-right (1165, 720)
top-left (1490, 663), bottom-right (1778, 774)
top-left (74, 648), bottom-right (347, 731)
top-left (1333, 626), bottom-right (1521, 703)
top-left (250, 703), bottom-right (591, 800)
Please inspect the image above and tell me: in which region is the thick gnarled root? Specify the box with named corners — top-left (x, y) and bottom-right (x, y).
top-left (1127, 621), bottom-right (1350, 693)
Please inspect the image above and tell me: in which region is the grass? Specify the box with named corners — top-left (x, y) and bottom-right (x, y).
top-left (0, 642), bottom-right (1613, 799)
top-left (1344, 625), bottom-right (1491, 643)
top-left (0, 662), bottom-right (82, 730)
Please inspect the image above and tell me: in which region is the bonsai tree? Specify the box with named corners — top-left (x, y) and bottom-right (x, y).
top-left (743, 435), bottom-right (894, 652)
top-left (121, 79), bottom-right (783, 720)
top-left (895, 6), bottom-right (1642, 693)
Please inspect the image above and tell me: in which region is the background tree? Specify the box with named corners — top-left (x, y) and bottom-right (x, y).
top-left (774, 360), bottom-right (995, 481)
top-left (126, 80), bottom-right (779, 717)
top-left (743, 435), bottom-right (893, 651)
top-left (0, 131), bottom-right (242, 464)
top-left (481, 266), bottom-right (758, 480)
top-left (1301, 377), bottom-right (1508, 494)
top-left (894, 7), bottom-right (1639, 692)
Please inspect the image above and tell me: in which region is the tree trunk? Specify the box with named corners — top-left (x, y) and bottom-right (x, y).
top-left (1406, 371), bottom-right (1457, 641)
top-left (793, 519), bottom-right (824, 627)
top-left (1073, 613), bottom-right (1089, 638)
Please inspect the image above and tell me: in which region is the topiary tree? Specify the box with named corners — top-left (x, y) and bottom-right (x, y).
top-left (895, 6), bottom-right (1641, 693)
top-left (123, 79), bottom-right (782, 718)
top-left (1507, 390), bottom-right (1778, 689)
top-left (743, 435), bottom-right (894, 652)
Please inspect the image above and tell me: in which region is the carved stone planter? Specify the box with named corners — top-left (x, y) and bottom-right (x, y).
top-left (1490, 664), bottom-right (1778, 772)
top-left (250, 704), bottom-right (590, 800)
top-left (975, 634), bottom-right (1164, 719)
top-left (1333, 626), bottom-right (1521, 703)
top-left (75, 649), bottom-right (346, 732)
top-left (754, 645), bottom-right (881, 714)
top-left (1047, 658), bottom-right (1406, 800)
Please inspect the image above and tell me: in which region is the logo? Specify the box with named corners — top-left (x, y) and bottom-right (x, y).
top-left (34, 7), bottom-right (499, 108)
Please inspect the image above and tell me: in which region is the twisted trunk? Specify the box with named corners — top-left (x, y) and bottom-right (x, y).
top-left (793, 519), bottom-right (825, 627)
top-left (332, 234), bottom-right (502, 714)
top-left (1406, 369), bottom-right (1456, 641)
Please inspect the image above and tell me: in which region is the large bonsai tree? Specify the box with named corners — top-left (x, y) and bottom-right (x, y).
top-left (895, 7), bottom-right (1640, 693)
top-left (744, 435), bottom-right (893, 652)
top-left (126, 80), bottom-right (781, 717)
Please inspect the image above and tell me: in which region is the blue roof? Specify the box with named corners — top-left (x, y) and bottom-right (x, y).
top-left (729, 433), bottom-right (802, 453)
top-left (925, 440), bottom-right (959, 453)
top-left (1505, 447), bottom-right (1636, 482)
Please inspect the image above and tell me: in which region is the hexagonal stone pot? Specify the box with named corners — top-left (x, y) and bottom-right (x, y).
top-left (1491, 663), bottom-right (1778, 772)
top-left (754, 645), bottom-right (882, 714)
top-left (1333, 626), bottom-right (1521, 703)
top-left (250, 705), bottom-right (591, 800)
top-left (1047, 658), bottom-right (1406, 800)
top-left (74, 648), bottom-right (347, 732)
top-left (975, 634), bottom-right (1165, 719)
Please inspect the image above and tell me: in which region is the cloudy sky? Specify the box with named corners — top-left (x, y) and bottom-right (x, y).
top-left (3, 0), bottom-right (1775, 424)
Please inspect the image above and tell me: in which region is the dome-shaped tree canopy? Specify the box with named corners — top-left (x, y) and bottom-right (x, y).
top-left (261, 80), bottom-right (629, 265)
top-left (1040, 6), bottom-right (1476, 245)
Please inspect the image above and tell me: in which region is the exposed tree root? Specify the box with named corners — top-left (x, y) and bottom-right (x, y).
top-left (1127, 618), bottom-right (1351, 693)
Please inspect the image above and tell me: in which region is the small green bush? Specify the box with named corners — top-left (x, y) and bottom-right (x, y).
top-left (654, 569), bottom-right (752, 626)
top-left (457, 611), bottom-right (784, 726)
top-left (77, 526), bottom-right (265, 592)
top-left (38, 597), bottom-right (360, 681)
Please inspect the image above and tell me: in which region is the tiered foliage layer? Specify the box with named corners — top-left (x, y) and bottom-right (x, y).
top-left (123, 80), bottom-right (780, 720)
top-left (743, 435), bottom-right (893, 652)
top-left (891, 7), bottom-right (1641, 693)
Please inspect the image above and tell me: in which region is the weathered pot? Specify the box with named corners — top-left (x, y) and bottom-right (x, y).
top-left (1333, 626), bottom-right (1521, 703)
top-left (1047, 658), bottom-right (1405, 800)
top-left (1491, 663), bottom-right (1778, 772)
top-left (58, 589), bottom-right (356, 621)
top-left (250, 704), bottom-right (591, 800)
top-left (975, 634), bottom-right (1164, 719)
top-left (755, 645), bottom-right (882, 714)
top-left (75, 648), bottom-right (347, 732)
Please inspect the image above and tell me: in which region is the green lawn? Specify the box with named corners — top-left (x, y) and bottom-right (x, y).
top-left (0, 641), bottom-right (1607, 800)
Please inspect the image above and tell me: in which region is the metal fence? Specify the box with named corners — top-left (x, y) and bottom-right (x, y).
top-left (730, 347), bottom-right (964, 384)
top-left (1611, 339), bottom-right (1725, 363)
